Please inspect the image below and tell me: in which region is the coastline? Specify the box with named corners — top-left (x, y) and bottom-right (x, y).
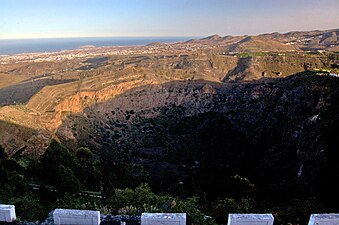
top-left (0, 36), bottom-right (193, 55)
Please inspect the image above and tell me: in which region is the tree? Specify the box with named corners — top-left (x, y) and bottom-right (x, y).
top-left (226, 175), bottom-right (255, 200)
top-left (37, 140), bottom-right (79, 186)
top-left (0, 145), bottom-right (7, 159)
top-left (76, 147), bottom-right (93, 161)
top-left (76, 147), bottom-right (101, 191)
top-left (56, 165), bottom-right (81, 194)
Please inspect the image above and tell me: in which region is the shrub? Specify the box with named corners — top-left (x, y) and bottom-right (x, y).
top-left (9, 193), bottom-right (45, 221)
top-left (212, 198), bottom-right (256, 224)
top-left (107, 184), bottom-right (216, 225)
top-left (52, 193), bottom-right (101, 211)
top-left (174, 197), bottom-right (216, 225)
top-left (0, 145), bottom-right (7, 159)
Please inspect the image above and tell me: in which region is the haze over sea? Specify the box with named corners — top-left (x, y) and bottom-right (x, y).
top-left (0, 37), bottom-right (192, 55)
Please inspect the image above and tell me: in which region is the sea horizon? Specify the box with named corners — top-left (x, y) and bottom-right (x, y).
top-left (0, 36), bottom-right (195, 55)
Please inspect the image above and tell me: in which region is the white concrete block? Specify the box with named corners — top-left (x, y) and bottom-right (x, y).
top-left (227, 214), bottom-right (274, 225)
top-left (308, 214), bottom-right (339, 225)
top-left (0, 204), bottom-right (16, 222)
top-left (53, 209), bottom-right (100, 225)
top-left (141, 213), bottom-right (186, 225)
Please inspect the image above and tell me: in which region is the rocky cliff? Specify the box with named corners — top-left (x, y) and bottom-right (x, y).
top-left (54, 72), bottom-right (339, 204)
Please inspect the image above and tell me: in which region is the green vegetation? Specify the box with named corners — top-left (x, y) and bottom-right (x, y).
top-left (0, 136), bottom-right (330, 224)
top-left (237, 52), bottom-right (269, 58)
top-left (0, 141), bottom-right (216, 223)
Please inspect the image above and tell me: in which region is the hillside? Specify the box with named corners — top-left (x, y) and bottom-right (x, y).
top-left (0, 50), bottom-right (337, 155)
top-left (227, 36), bottom-right (297, 52)
top-left (259, 28), bottom-right (339, 51)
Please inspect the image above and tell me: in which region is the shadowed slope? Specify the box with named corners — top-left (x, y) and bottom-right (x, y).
top-left (54, 73), bottom-right (339, 203)
top-left (0, 78), bottom-right (77, 106)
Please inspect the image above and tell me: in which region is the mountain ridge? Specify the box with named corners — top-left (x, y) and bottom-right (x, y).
top-left (180, 28), bottom-right (339, 51)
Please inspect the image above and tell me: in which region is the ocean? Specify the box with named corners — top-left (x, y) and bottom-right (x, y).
top-left (0, 37), bottom-right (192, 55)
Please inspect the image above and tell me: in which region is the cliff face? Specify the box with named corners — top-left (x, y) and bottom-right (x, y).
top-left (28, 78), bottom-right (156, 130)
top-left (54, 72), bottom-right (339, 201)
top-left (21, 52), bottom-right (336, 134)
top-left (0, 72), bottom-right (156, 154)
top-left (57, 72), bottom-right (338, 150)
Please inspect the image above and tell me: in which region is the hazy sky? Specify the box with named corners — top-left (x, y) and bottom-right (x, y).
top-left (1, 0), bottom-right (339, 39)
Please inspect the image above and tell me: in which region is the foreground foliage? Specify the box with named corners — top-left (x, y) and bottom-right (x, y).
top-left (0, 139), bottom-right (332, 224)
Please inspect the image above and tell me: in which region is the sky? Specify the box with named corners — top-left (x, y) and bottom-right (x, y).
top-left (1, 0), bottom-right (339, 39)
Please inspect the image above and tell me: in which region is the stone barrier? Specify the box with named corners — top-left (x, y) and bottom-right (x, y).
top-left (141, 213), bottom-right (186, 225)
top-left (0, 204), bottom-right (16, 222)
top-left (53, 209), bottom-right (100, 225)
top-left (308, 214), bottom-right (339, 225)
top-left (227, 214), bottom-right (274, 225)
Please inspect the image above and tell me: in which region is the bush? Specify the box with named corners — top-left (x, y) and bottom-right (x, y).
top-left (118, 205), bottom-right (139, 216)
top-left (52, 193), bottom-right (102, 211)
top-left (272, 199), bottom-right (325, 225)
top-left (174, 197), bottom-right (216, 225)
top-left (227, 175), bottom-right (255, 200)
top-left (212, 198), bottom-right (256, 224)
top-left (0, 145), bottom-right (7, 159)
top-left (76, 147), bottom-right (93, 161)
top-left (9, 193), bottom-right (45, 221)
top-left (107, 184), bottom-right (216, 225)
top-left (109, 183), bottom-right (158, 213)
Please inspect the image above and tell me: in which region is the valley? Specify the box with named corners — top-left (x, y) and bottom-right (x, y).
top-left (0, 29), bottom-right (338, 155)
top-left (0, 28), bottom-right (339, 224)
